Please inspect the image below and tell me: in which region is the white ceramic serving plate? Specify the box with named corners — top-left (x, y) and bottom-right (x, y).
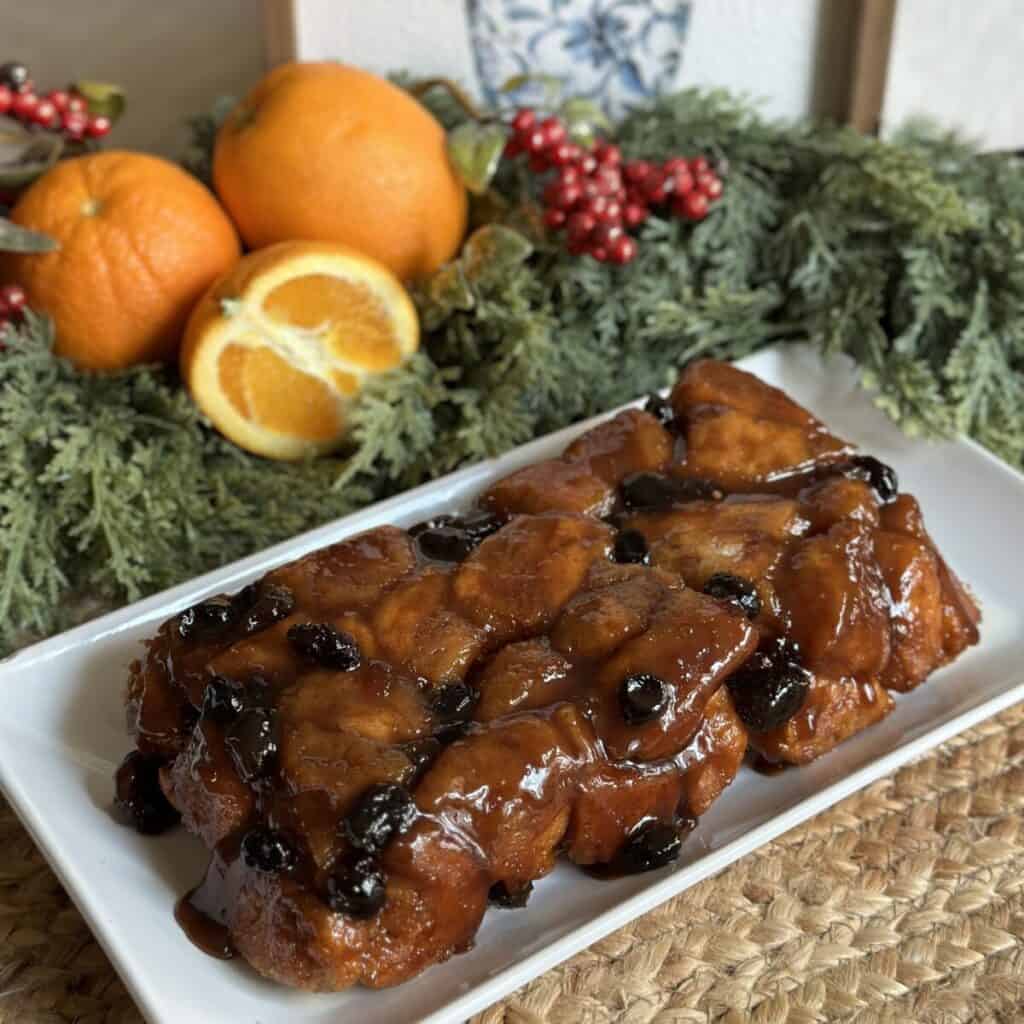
top-left (2, 345), bottom-right (1022, 1024)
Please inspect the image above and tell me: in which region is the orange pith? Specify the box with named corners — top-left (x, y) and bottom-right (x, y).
top-left (262, 274), bottom-right (404, 371)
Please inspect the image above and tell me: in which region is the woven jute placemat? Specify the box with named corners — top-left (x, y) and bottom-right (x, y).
top-left (2, 704), bottom-right (1024, 1024)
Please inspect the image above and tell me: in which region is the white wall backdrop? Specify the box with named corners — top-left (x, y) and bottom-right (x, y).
top-left (882, 0), bottom-right (1024, 151)
top-left (676, 0), bottom-right (822, 119)
top-left (292, 0), bottom-right (480, 87)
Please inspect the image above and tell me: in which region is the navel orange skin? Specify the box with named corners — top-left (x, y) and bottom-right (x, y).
top-left (3, 151), bottom-right (240, 371)
top-left (212, 62), bottom-right (468, 281)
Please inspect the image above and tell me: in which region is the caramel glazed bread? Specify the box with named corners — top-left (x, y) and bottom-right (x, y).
top-left (116, 360), bottom-right (980, 992)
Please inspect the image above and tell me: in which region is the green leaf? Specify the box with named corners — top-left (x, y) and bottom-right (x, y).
top-left (0, 118), bottom-right (64, 189)
top-left (559, 97), bottom-right (611, 147)
top-left (180, 95), bottom-right (236, 185)
top-left (73, 80), bottom-right (126, 121)
top-left (0, 217), bottom-right (58, 253)
top-left (417, 262), bottom-right (475, 330)
top-left (446, 121), bottom-right (508, 195)
top-left (460, 225), bottom-right (533, 283)
top-left (500, 73), bottom-right (561, 96)
top-left (468, 187), bottom-right (511, 231)
top-left (499, 74), bottom-right (532, 94)
top-left (209, 94), bottom-right (238, 126)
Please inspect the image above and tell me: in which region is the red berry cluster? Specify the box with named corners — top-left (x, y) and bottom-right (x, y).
top-left (503, 107), bottom-right (724, 265)
top-left (0, 284), bottom-right (27, 347)
top-left (0, 61), bottom-right (110, 142)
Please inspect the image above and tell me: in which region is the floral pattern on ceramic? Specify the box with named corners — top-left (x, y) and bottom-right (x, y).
top-left (468, 0), bottom-right (691, 116)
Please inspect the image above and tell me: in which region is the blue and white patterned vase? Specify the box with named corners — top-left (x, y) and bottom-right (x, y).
top-left (467, 0), bottom-right (692, 117)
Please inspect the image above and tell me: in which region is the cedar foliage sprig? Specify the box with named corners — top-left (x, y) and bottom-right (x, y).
top-left (0, 314), bottom-right (367, 650)
top-left (1, 87), bottom-right (1023, 655)
top-left (408, 86), bottom-right (1024, 467)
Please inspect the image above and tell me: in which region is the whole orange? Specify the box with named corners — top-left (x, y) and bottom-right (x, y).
top-left (3, 151), bottom-right (240, 371)
top-left (212, 62), bottom-right (468, 281)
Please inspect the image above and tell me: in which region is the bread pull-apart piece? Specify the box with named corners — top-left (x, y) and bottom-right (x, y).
top-left (678, 405), bottom-right (851, 493)
top-left (453, 513), bottom-right (613, 638)
top-left (880, 494), bottom-right (980, 663)
top-left (672, 358), bottom-right (821, 428)
top-left (565, 686), bottom-right (746, 865)
top-left (562, 407), bottom-right (675, 484)
top-left (588, 585), bottom-right (756, 761)
top-left (225, 815), bottom-right (493, 991)
top-left (775, 522), bottom-right (892, 682)
top-left (117, 359), bottom-right (980, 993)
top-left (799, 476), bottom-right (881, 533)
top-left (746, 672), bottom-right (894, 766)
top-left (481, 408), bottom-right (672, 518)
top-left (727, 521), bottom-right (893, 764)
top-left (874, 530), bottom-right (946, 692)
top-left (671, 361), bottom-right (855, 491)
top-left (622, 495), bottom-right (809, 632)
top-left (266, 525), bottom-right (417, 612)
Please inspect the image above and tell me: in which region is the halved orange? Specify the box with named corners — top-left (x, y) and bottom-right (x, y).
top-left (181, 241), bottom-right (419, 459)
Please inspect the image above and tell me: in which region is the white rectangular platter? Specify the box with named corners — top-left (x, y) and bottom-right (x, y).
top-left (1, 344), bottom-right (1022, 1024)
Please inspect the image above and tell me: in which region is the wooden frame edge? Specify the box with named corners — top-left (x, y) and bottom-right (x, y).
top-left (263, 0), bottom-right (298, 68)
top-left (848, 0), bottom-right (898, 134)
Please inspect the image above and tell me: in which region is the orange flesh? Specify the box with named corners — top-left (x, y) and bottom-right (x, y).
top-left (262, 274), bottom-right (404, 371)
top-left (331, 370), bottom-right (360, 395)
top-left (219, 342), bottom-right (342, 441)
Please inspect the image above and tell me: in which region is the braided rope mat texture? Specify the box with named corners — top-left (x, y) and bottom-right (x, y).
top-left (3, 705), bottom-right (1024, 1024)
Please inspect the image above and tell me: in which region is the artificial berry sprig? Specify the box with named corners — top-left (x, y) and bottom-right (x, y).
top-left (0, 283), bottom-right (27, 348)
top-left (0, 61), bottom-right (112, 142)
top-left (503, 106), bottom-right (724, 265)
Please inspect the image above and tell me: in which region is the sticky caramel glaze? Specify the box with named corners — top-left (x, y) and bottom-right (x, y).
top-left (467, 560), bottom-right (756, 762)
top-left (123, 359), bottom-right (981, 992)
top-left (880, 494), bottom-right (980, 659)
top-left (231, 696), bottom-right (749, 989)
top-left (131, 504), bottom-right (755, 989)
top-left (128, 525), bottom-right (420, 758)
top-left (175, 896), bottom-right (235, 960)
top-left (161, 722), bottom-right (253, 847)
top-left (616, 360), bottom-right (979, 764)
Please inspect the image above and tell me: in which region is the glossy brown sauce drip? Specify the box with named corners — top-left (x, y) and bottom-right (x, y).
top-left (175, 894), bottom-right (235, 960)
top-left (751, 754), bottom-right (787, 776)
top-left (174, 838), bottom-right (244, 960)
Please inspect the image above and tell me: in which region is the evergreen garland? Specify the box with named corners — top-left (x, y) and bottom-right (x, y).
top-left (2, 88), bottom-right (1022, 655)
